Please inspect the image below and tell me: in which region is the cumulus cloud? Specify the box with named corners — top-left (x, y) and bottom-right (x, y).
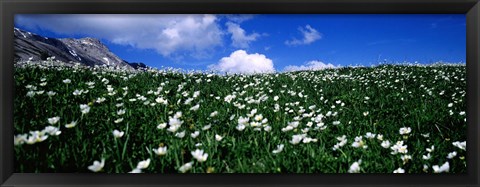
top-left (209, 50), bottom-right (275, 74)
top-left (226, 22), bottom-right (260, 48)
top-left (285, 25), bottom-right (321, 46)
top-left (283, 60), bottom-right (338, 72)
top-left (15, 14), bottom-right (224, 59)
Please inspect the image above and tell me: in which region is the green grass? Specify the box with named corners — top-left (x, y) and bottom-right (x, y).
top-left (13, 60), bottom-right (467, 173)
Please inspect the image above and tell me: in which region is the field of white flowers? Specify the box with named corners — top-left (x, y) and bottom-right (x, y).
top-left (13, 59), bottom-right (467, 173)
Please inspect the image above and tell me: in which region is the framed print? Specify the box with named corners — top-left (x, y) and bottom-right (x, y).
top-left (1, 0), bottom-right (479, 186)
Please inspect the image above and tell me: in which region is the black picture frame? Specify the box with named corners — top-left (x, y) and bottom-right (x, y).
top-left (1, 0), bottom-right (479, 186)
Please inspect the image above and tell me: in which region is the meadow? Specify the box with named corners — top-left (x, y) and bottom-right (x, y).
top-left (13, 59), bottom-right (467, 173)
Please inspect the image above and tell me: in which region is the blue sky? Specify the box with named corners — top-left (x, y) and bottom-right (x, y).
top-left (15, 14), bottom-right (465, 73)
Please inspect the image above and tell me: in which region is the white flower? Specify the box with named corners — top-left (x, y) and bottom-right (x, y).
top-left (191, 149), bottom-right (208, 162)
top-left (129, 168), bottom-right (142, 173)
top-left (96, 97), bottom-right (106, 103)
top-left (184, 98), bottom-right (194, 105)
top-left (117, 109), bottom-right (126, 115)
top-left (390, 141), bottom-right (408, 155)
top-left (88, 158), bottom-right (105, 172)
top-left (114, 118), bottom-right (124, 124)
top-left (86, 81), bottom-right (95, 86)
top-left (153, 146), bottom-right (168, 156)
top-left (272, 144), bottom-right (284, 154)
top-left (47, 117), bottom-right (60, 125)
top-left (25, 131), bottom-right (48, 144)
top-left (422, 153), bottom-right (431, 160)
top-left (421, 133), bottom-right (430, 138)
top-left (393, 168), bottom-right (405, 173)
top-left (288, 121), bottom-right (300, 128)
top-left (191, 131), bottom-right (200, 138)
top-left (65, 121), bottom-right (77, 128)
top-left (363, 111), bottom-right (369, 116)
top-left (426, 145), bottom-right (435, 152)
top-left (47, 91), bottom-right (57, 96)
top-left (169, 117), bottom-right (183, 126)
top-left (381, 140), bottom-right (391, 148)
top-left (250, 121), bottom-right (262, 127)
top-left (157, 123), bottom-right (167, 129)
top-left (423, 164), bottom-right (429, 172)
top-left (447, 151), bottom-right (457, 159)
top-left (73, 89), bottom-right (82, 96)
top-left (193, 91), bottom-right (200, 98)
top-left (167, 123), bottom-right (181, 133)
top-left (80, 104), bottom-right (91, 114)
top-left (190, 104), bottom-right (200, 111)
top-left (175, 131), bottom-right (186, 138)
top-left (281, 125), bottom-right (294, 132)
top-left (112, 129), bottom-right (124, 138)
top-left (399, 127), bottom-right (411, 135)
top-left (332, 135), bottom-right (348, 151)
top-left (274, 96), bottom-right (279, 101)
top-left (452, 141), bottom-right (466, 151)
top-left (459, 111), bottom-right (465, 116)
top-left (155, 97), bottom-right (168, 105)
top-left (167, 118), bottom-right (183, 133)
top-left (178, 162), bottom-right (194, 173)
top-left (336, 135), bottom-right (347, 142)
top-left (63, 79), bottom-right (71, 84)
top-left (107, 86), bottom-right (114, 93)
top-left (43, 126), bottom-right (61, 136)
top-left (290, 134), bottom-right (306, 145)
top-left (238, 117), bottom-right (249, 125)
top-left (432, 161), bottom-right (450, 173)
top-left (210, 111), bottom-right (218, 118)
top-left (14, 134), bottom-right (28, 145)
top-left (364, 132), bottom-right (376, 139)
top-left (348, 160), bottom-right (362, 173)
top-left (301, 137), bottom-right (317, 143)
top-left (332, 121), bottom-right (341, 125)
top-left (215, 134), bottom-right (223, 141)
top-left (351, 136), bottom-right (367, 149)
top-left (401, 155), bottom-right (412, 164)
top-left (236, 124), bottom-right (246, 131)
top-left (136, 159), bottom-right (151, 169)
top-left (26, 91), bottom-right (35, 97)
top-left (448, 103), bottom-right (453, 107)
top-left (249, 109), bottom-right (258, 117)
top-left (224, 95), bottom-right (236, 103)
top-left (254, 114), bottom-right (263, 121)
top-left (202, 124), bottom-right (211, 131)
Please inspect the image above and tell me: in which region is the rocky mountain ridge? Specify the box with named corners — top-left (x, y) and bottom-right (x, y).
top-left (14, 28), bottom-right (147, 70)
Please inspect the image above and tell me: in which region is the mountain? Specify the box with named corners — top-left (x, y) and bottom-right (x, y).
top-left (127, 62), bottom-right (148, 69)
top-left (14, 28), bottom-right (144, 70)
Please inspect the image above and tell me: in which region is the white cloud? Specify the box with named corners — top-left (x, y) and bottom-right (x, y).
top-left (225, 14), bottom-right (255, 23)
top-left (209, 50), bottom-right (275, 74)
top-left (226, 22), bottom-right (260, 49)
top-left (283, 60), bottom-right (338, 72)
top-left (285, 25), bottom-right (321, 46)
top-left (15, 14), bottom-right (224, 59)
